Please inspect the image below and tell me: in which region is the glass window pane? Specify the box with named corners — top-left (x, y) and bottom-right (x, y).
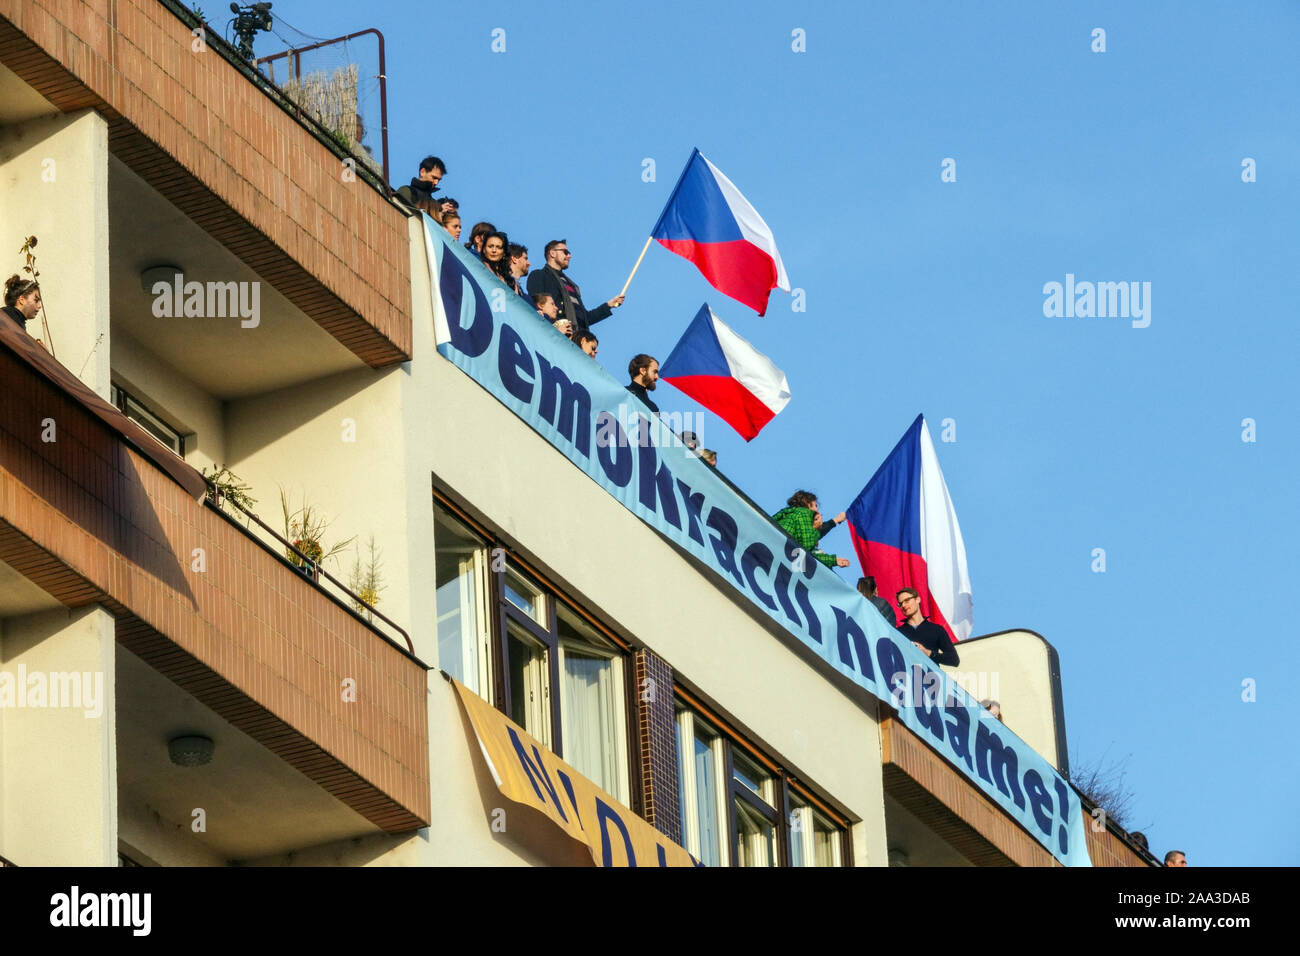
top-left (124, 395), bottom-right (182, 454)
top-left (558, 607), bottom-right (626, 802)
top-left (504, 565), bottom-right (546, 624)
top-left (674, 709), bottom-right (724, 867)
top-left (789, 791), bottom-right (843, 867)
top-left (734, 798), bottom-right (777, 867)
top-left (561, 648), bottom-right (620, 798)
top-left (434, 508), bottom-right (487, 696)
top-left (789, 804), bottom-right (811, 867)
top-left (813, 809), bottom-right (842, 867)
top-left (507, 623), bottom-right (550, 747)
top-left (694, 728), bottom-right (723, 865)
top-left (732, 749), bottom-right (775, 805)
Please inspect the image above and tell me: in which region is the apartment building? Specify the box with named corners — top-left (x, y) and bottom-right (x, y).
top-left (0, 0), bottom-right (1151, 867)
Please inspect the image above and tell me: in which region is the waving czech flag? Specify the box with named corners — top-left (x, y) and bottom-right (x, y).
top-left (846, 415), bottom-right (974, 642)
top-left (660, 304), bottom-right (791, 440)
top-left (652, 149), bottom-right (790, 315)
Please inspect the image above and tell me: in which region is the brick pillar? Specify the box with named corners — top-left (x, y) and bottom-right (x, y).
top-left (634, 648), bottom-right (681, 845)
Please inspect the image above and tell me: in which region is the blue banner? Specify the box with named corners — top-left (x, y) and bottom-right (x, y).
top-left (424, 221), bottom-right (1091, 866)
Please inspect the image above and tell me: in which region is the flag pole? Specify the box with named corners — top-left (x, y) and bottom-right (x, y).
top-left (621, 147), bottom-right (700, 299)
top-left (619, 237), bottom-right (653, 298)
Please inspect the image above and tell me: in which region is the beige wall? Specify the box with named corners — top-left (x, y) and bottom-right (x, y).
top-left (0, 109), bottom-right (110, 397)
top-left (948, 630), bottom-right (1063, 769)
top-left (111, 328), bottom-right (226, 472)
top-left (224, 364), bottom-right (425, 642)
top-left (117, 797), bottom-right (227, 867)
top-left (0, 605), bottom-right (116, 865)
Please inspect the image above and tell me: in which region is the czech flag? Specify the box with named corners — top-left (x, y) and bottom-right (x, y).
top-left (846, 415), bottom-right (974, 642)
top-left (660, 304), bottom-right (791, 441)
top-left (652, 149), bottom-right (790, 315)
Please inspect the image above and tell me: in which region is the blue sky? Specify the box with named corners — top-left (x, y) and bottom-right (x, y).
top-left (253, 1), bottom-right (1300, 866)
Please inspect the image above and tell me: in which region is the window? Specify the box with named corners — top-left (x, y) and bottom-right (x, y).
top-left (506, 620), bottom-right (551, 746)
top-left (675, 696), bottom-right (849, 867)
top-left (675, 710), bottom-right (727, 866)
top-left (433, 496), bottom-right (633, 805)
top-left (558, 607), bottom-right (629, 803)
top-left (789, 790), bottom-right (844, 867)
top-left (434, 506), bottom-right (493, 697)
top-left (729, 746), bottom-right (780, 867)
top-left (111, 383), bottom-right (184, 456)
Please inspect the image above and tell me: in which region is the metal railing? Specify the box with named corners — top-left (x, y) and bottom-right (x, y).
top-left (156, 0), bottom-right (392, 198)
top-left (254, 29), bottom-right (390, 194)
top-left (203, 484), bottom-right (415, 657)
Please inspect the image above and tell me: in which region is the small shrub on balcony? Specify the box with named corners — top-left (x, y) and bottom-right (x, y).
top-left (348, 535), bottom-right (385, 620)
top-left (279, 488), bottom-right (354, 575)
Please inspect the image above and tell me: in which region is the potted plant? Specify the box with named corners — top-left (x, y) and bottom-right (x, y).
top-left (280, 489), bottom-right (353, 581)
top-left (201, 464), bottom-right (257, 512)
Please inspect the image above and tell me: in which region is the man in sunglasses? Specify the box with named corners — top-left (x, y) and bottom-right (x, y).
top-left (526, 239), bottom-right (625, 336)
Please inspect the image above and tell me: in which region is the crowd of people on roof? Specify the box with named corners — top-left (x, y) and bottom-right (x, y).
top-left (395, 154), bottom-right (719, 469)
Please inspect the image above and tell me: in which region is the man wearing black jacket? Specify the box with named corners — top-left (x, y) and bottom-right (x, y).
top-left (396, 155), bottom-right (445, 206)
top-left (895, 587), bottom-right (960, 666)
top-left (526, 239), bottom-right (624, 335)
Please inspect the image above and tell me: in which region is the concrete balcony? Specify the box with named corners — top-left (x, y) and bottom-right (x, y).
top-left (0, 324), bottom-right (429, 864)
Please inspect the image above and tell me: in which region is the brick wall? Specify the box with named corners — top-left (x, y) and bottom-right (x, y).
top-left (0, 345), bottom-right (430, 831)
top-left (634, 648), bottom-right (681, 844)
top-left (0, 0), bottom-right (412, 366)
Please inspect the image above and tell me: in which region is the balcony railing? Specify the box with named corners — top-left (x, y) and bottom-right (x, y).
top-left (203, 483), bottom-right (414, 655)
top-left (157, 0), bottom-right (391, 198)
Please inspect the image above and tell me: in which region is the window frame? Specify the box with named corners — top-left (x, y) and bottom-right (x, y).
top-left (110, 382), bottom-right (186, 457)
top-left (674, 690), bottom-right (853, 867)
top-left (434, 492), bottom-right (639, 810)
top-left (433, 506), bottom-right (495, 697)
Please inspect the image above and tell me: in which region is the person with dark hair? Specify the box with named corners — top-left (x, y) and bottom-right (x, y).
top-left (526, 239), bottom-right (625, 336)
top-left (507, 243), bottom-right (532, 299)
top-left (442, 212), bottom-right (462, 242)
top-left (576, 331), bottom-right (599, 357)
top-left (626, 354), bottom-right (660, 413)
top-left (465, 221), bottom-right (496, 260)
top-left (857, 576), bottom-right (895, 624)
top-left (396, 155), bottom-right (445, 206)
top-left (481, 232), bottom-right (511, 284)
top-left (1163, 850), bottom-right (1187, 867)
top-left (3, 274), bottom-right (40, 331)
top-left (772, 491), bottom-right (850, 569)
top-left (413, 197), bottom-right (443, 224)
top-left (896, 587), bottom-right (960, 665)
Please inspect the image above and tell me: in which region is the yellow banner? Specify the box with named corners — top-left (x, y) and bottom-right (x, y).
top-left (451, 679), bottom-right (700, 866)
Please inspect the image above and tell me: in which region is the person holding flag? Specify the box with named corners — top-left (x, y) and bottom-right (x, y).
top-left (844, 415), bottom-right (974, 646)
top-left (772, 491), bottom-right (851, 570)
top-left (527, 239), bottom-right (625, 336)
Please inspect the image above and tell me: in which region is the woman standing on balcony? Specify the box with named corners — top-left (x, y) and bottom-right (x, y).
top-left (3, 274), bottom-right (41, 331)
